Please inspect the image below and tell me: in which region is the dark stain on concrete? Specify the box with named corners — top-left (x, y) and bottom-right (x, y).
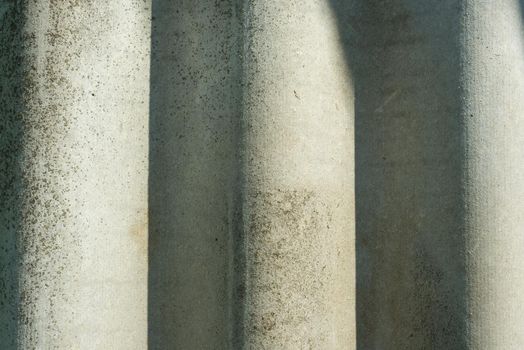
top-left (242, 189), bottom-right (333, 348)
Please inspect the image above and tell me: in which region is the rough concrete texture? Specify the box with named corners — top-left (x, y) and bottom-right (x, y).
top-left (333, 1), bottom-right (468, 348)
top-left (0, 1), bottom-right (150, 348)
top-left (148, 0), bottom-right (242, 348)
top-left (2, 0), bottom-right (524, 349)
top-left (461, 1), bottom-right (524, 348)
top-left (331, 0), bottom-right (524, 349)
top-left (149, 0), bottom-right (355, 348)
top-left (240, 1), bottom-right (355, 348)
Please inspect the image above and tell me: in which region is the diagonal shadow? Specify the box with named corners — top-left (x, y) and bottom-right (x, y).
top-left (148, 0), bottom-right (479, 348)
top-left (329, 0), bottom-right (468, 348)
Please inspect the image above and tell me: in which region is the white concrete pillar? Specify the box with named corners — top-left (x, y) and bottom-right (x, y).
top-left (462, 1), bottom-right (524, 348)
top-left (240, 1), bottom-right (355, 348)
top-left (0, 1), bottom-right (150, 348)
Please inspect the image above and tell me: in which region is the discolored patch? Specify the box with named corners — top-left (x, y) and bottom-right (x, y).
top-left (243, 188), bottom-right (335, 348)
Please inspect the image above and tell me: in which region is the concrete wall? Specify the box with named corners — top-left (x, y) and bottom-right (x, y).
top-left (333, 1), bottom-right (468, 348)
top-left (148, 0), bottom-right (242, 348)
top-left (0, 1), bottom-right (150, 348)
top-left (461, 1), bottom-right (524, 348)
top-left (241, 1), bottom-right (355, 348)
top-left (1, 0), bottom-right (523, 349)
top-left (331, 0), bottom-right (524, 349)
top-left (148, 1), bottom-right (355, 348)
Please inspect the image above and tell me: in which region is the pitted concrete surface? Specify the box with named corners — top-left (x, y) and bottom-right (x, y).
top-left (240, 1), bottom-right (355, 348)
top-left (461, 1), bottom-right (524, 348)
top-left (149, 1), bottom-right (355, 348)
top-left (0, 1), bottom-right (150, 348)
top-left (148, 1), bottom-right (243, 349)
top-left (331, 0), bottom-right (524, 349)
top-left (1, 0), bottom-right (523, 349)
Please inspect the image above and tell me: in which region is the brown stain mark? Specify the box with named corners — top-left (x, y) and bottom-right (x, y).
top-left (130, 215), bottom-right (148, 257)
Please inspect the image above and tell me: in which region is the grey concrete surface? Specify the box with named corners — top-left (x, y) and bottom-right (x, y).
top-left (332, 1), bottom-right (468, 348)
top-left (461, 1), bottom-right (524, 348)
top-left (240, 1), bottom-right (355, 348)
top-left (2, 0), bottom-right (523, 349)
top-left (149, 0), bottom-right (355, 348)
top-left (148, 0), bottom-right (243, 348)
top-left (331, 0), bottom-right (524, 349)
top-left (0, 1), bottom-right (150, 348)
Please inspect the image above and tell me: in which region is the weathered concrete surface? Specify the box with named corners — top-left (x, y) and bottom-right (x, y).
top-left (461, 1), bottom-right (524, 348)
top-left (3, 0), bottom-right (522, 349)
top-left (334, 1), bottom-right (468, 348)
top-left (0, 1), bottom-right (150, 348)
top-left (149, 1), bottom-right (355, 349)
top-left (240, 1), bottom-right (355, 348)
top-left (148, 0), bottom-right (243, 349)
top-left (331, 0), bottom-right (524, 349)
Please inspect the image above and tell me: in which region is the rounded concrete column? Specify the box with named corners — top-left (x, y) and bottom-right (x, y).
top-left (240, 1), bottom-right (355, 348)
top-left (0, 1), bottom-right (150, 348)
top-left (148, 0), bottom-right (243, 349)
top-left (340, 0), bottom-right (524, 348)
top-left (343, 1), bottom-right (468, 348)
top-left (461, 1), bottom-right (524, 348)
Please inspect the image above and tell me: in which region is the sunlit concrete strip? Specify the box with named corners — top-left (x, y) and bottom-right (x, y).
top-left (461, 1), bottom-right (524, 348)
top-left (240, 1), bottom-right (355, 348)
top-left (0, 1), bottom-right (150, 348)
